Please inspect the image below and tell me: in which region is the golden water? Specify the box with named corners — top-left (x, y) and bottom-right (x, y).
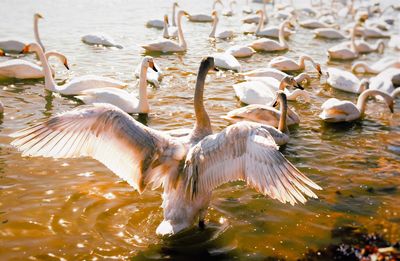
top-left (0, 0), bottom-right (399, 259)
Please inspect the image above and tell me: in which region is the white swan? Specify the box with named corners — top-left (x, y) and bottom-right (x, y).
top-left (359, 26), bottom-right (391, 39)
top-left (24, 43), bottom-right (127, 95)
top-left (81, 33), bottom-right (123, 49)
top-left (209, 11), bottom-right (234, 39)
top-left (225, 45), bottom-right (255, 58)
top-left (242, 0), bottom-right (267, 24)
top-left (188, 0), bottom-right (223, 22)
top-left (327, 25), bottom-right (359, 60)
top-left (249, 20), bottom-right (293, 52)
top-left (255, 10), bottom-right (293, 39)
top-left (146, 3), bottom-right (180, 29)
top-left (76, 57), bottom-right (156, 114)
top-left (0, 51), bottom-right (68, 80)
top-left (233, 76), bottom-right (304, 105)
top-left (162, 15), bottom-right (178, 39)
top-left (212, 53), bottom-right (241, 72)
top-left (319, 89), bottom-right (394, 122)
top-left (134, 59), bottom-right (163, 88)
top-left (299, 19), bottom-right (339, 29)
top-left (369, 68), bottom-right (400, 95)
top-left (11, 57), bottom-right (321, 236)
top-left (222, 0), bottom-right (237, 16)
top-left (239, 68), bottom-right (311, 84)
top-left (242, 0), bottom-right (254, 14)
top-left (351, 58), bottom-right (400, 74)
top-left (326, 67), bottom-right (369, 94)
top-left (223, 91), bottom-right (300, 128)
top-left (269, 55), bottom-right (322, 75)
top-left (0, 13), bottom-right (45, 54)
top-left (313, 28), bottom-right (347, 39)
top-left (142, 10), bottom-right (189, 53)
top-left (354, 39), bottom-right (385, 54)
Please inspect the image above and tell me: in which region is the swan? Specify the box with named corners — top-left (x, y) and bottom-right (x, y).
top-left (354, 39), bottom-right (385, 54)
top-left (326, 68), bottom-right (369, 94)
top-left (327, 25), bottom-right (359, 60)
top-left (268, 55), bottom-right (322, 75)
top-left (249, 20), bottom-right (293, 52)
top-left (146, 2), bottom-right (180, 29)
top-left (212, 53), bottom-right (241, 72)
top-left (225, 45), bottom-right (256, 58)
top-left (0, 101), bottom-right (3, 113)
top-left (351, 58), bottom-right (400, 74)
top-left (209, 11), bottom-right (234, 40)
top-left (81, 33), bottom-right (123, 49)
top-left (162, 15), bottom-right (178, 39)
top-left (388, 35), bottom-right (400, 50)
top-left (359, 26), bottom-right (391, 39)
top-left (0, 13), bottom-right (45, 54)
top-left (223, 91), bottom-right (300, 128)
top-left (233, 75), bottom-right (304, 105)
top-left (76, 57), bottom-right (156, 114)
top-left (313, 28), bottom-right (347, 39)
top-left (319, 89), bottom-right (394, 122)
top-left (23, 43), bottom-right (127, 95)
top-left (242, 0), bottom-right (253, 14)
top-left (255, 10), bottom-right (293, 39)
top-left (392, 88), bottom-right (400, 99)
top-left (242, 0), bottom-right (267, 24)
top-left (10, 57), bottom-right (321, 236)
top-left (222, 0), bottom-right (237, 16)
top-left (187, 0), bottom-right (223, 22)
top-left (299, 19), bottom-right (339, 29)
top-left (0, 51), bottom-right (69, 80)
top-left (142, 10), bottom-right (189, 53)
top-left (239, 68), bottom-right (311, 85)
top-left (369, 68), bottom-right (400, 95)
top-left (134, 59), bottom-right (163, 88)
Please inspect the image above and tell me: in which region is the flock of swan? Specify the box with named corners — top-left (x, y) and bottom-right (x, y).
top-left (1, 0), bottom-right (400, 236)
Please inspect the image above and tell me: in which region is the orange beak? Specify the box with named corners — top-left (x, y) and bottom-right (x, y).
top-left (22, 45), bottom-right (30, 54)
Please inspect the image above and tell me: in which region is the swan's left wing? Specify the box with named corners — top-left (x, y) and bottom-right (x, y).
top-left (184, 121), bottom-right (321, 205)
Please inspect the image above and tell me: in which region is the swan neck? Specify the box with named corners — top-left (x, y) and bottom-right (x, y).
top-left (295, 73), bottom-right (310, 83)
top-left (256, 11), bottom-right (264, 33)
top-left (34, 16), bottom-right (45, 52)
top-left (356, 90), bottom-right (388, 115)
top-left (210, 16), bottom-right (218, 38)
top-left (278, 94), bottom-right (288, 132)
top-left (193, 63), bottom-right (212, 138)
top-left (163, 19), bottom-right (169, 38)
top-left (278, 22), bottom-right (287, 47)
top-left (177, 13), bottom-right (187, 48)
top-left (138, 63), bottom-right (149, 112)
top-left (172, 4), bottom-right (177, 26)
top-left (34, 44), bottom-right (57, 91)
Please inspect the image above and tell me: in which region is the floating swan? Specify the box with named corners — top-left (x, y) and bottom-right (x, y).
top-left (23, 43), bottom-right (127, 95)
top-left (212, 53), bottom-right (241, 72)
top-left (0, 51), bottom-right (69, 80)
top-left (319, 89), bottom-right (394, 122)
top-left (313, 28), bottom-right (347, 39)
top-left (223, 91), bottom-right (300, 128)
top-left (326, 67), bottom-right (369, 94)
top-left (353, 39), bottom-right (385, 54)
top-left (351, 58), bottom-right (400, 74)
top-left (0, 13), bottom-right (45, 54)
top-left (11, 57), bottom-right (321, 236)
top-left (163, 15), bottom-right (178, 39)
top-left (142, 10), bottom-right (189, 53)
top-left (242, 0), bottom-right (253, 14)
top-left (222, 0), bottom-right (236, 16)
top-left (188, 0), bottom-right (223, 22)
top-left (209, 11), bottom-right (234, 39)
top-left (76, 57), bottom-right (156, 114)
top-left (359, 26), bottom-right (391, 39)
top-left (239, 68), bottom-right (311, 84)
top-left (225, 45), bottom-right (256, 58)
top-left (269, 55), bottom-right (322, 75)
top-left (81, 33), bottom-right (123, 49)
top-left (249, 20), bottom-right (293, 52)
top-left (369, 68), bottom-right (400, 95)
top-left (299, 19), bottom-right (339, 29)
top-left (242, 0), bottom-right (267, 24)
top-left (255, 10), bottom-right (293, 39)
top-left (327, 25), bottom-right (358, 60)
top-left (146, 3), bottom-right (180, 29)
top-left (134, 59), bottom-right (163, 88)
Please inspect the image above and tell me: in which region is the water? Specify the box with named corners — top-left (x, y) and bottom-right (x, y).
top-left (0, 0), bottom-right (399, 260)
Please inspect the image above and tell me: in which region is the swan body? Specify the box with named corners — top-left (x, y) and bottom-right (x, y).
top-left (352, 39), bottom-right (385, 54)
top-left (225, 45), bottom-right (255, 58)
top-left (222, 0), bottom-right (236, 16)
top-left (134, 60), bottom-right (163, 88)
top-left (163, 15), bottom-right (178, 39)
top-left (11, 57), bottom-right (321, 236)
top-left (351, 58), bottom-right (400, 74)
top-left (242, 1), bottom-right (267, 24)
top-left (299, 19), bottom-right (338, 29)
top-left (269, 55), bottom-right (322, 75)
top-left (142, 10), bottom-right (188, 53)
top-left (319, 89), bottom-right (394, 122)
top-left (24, 43), bottom-right (126, 95)
top-left (326, 68), bottom-right (369, 94)
top-left (209, 11), bottom-right (234, 39)
top-left (239, 68), bottom-right (311, 84)
top-left (0, 13), bottom-right (44, 54)
top-left (242, 0), bottom-right (253, 14)
top-left (187, 0), bottom-right (223, 22)
top-left (146, 19), bottom-right (164, 29)
top-left (212, 53), bottom-right (241, 72)
top-left (76, 58), bottom-right (156, 113)
top-left (369, 68), bottom-right (400, 94)
top-left (328, 25), bottom-right (358, 60)
top-left (360, 26), bottom-right (390, 39)
top-left (314, 28), bottom-right (347, 39)
top-left (81, 33), bottom-right (123, 49)
top-left (249, 20), bottom-right (292, 52)
top-left (255, 10), bottom-right (292, 39)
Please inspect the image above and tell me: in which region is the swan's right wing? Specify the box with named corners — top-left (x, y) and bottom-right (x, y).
top-left (10, 103), bottom-right (186, 193)
top-left (184, 121), bottom-right (322, 205)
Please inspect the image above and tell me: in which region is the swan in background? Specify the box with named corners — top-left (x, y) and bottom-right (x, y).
top-left (242, 0), bottom-right (253, 14)
top-left (351, 58), bottom-right (400, 74)
top-left (223, 91), bottom-right (300, 128)
top-left (0, 100), bottom-right (3, 113)
top-left (0, 51), bottom-right (69, 80)
top-left (255, 10), bottom-right (293, 39)
top-left (233, 75), bottom-right (304, 105)
top-left (299, 19), bottom-right (339, 29)
top-left (225, 45), bottom-right (255, 58)
top-left (76, 57), bottom-right (156, 114)
top-left (209, 11), bottom-right (234, 39)
top-left (0, 13), bottom-right (45, 54)
top-left (369, 68), bottom-right (400, 95)
top-left (142, 10), bottom-right (189, 53)
top-left (146, 2), bottom-right (180, 29)
top-left (354, 39), bottom-right (385, 54)
top-left (163, 15), bottom-right (178, 39)
top-left (239, 68), bottom-right (311, 85)
top-left (359, 26), bottom-right (391, 39)
top-left (212, 53), bottom-right (241, 72)
top-left (188, 0), bottom-right (223, 22)
top-left (388, 35), bottom-right (400, 50)
top-left (11, 57), bottom-right (321, 236)
top-left (392, 88), bottom-right (400, 99)
top-left (222, 0), bottom-right (237, 16)
top-left (326, 68), bottom-right (369, 94)
top-left (328, 25), bottom-right (358, 60)
top-left (23, 43), bottom-right (127, 95)
top-left (269, 55), bottom-right (322, 75)
top-left (249, 20), bottom-right (293, 52)
top-left (134, 59), bottom-right (163, 88)
top-left (319, 89), bottom-right (394, 122)
top-left (81, 33), bottom-right (123, 49)
top-left (314, 28), bottom-right (348, 39)
top-left (242, 0), bottom-right (267, 24)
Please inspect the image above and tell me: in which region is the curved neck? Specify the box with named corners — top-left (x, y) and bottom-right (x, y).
top-left (287, 89), bottom-right (310, 102)
top-left (278, 80), bottom-right (287, 91)
top-left (353, 62), bottom-right (377, 74)
top-left (373, 40), bottom-right (384, 53)
top-left (350, 25), bottom-right (357, 51)
top-left (298, 55), bottom-right (313, 70)
top-left (278, 22), bottom-right (288, 47)
top-left (177, 13), bottom-right (187, 48)
top-left (277, 94), bottom-right (288, 132)
top-left (138, 62), bottom-right (149, 112)
top-left (295, 73), bottom-right (311, 84)
top-left (33, 44), bottom-right (57, 91)
top-left (163, 18), bottom-right (169, 38)
top-left (212, 0), bottom-right (221, 9)
top-left (256, 12), bottom-right (264, 33)
top-left (210, 16), bottom-right (218, 38)
top-left (34, 17), bottom-right (45, 52)
top-left (392, 88), bottom-right (400, 98)
top-left (356, 89), bottom-right (391, 115)
top-left (172, 5), bottom-right (177, 26)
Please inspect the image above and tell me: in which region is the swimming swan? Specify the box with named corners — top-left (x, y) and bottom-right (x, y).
top-left (351, 58), bottom-right (400, 74)
top-left (255, 10), bottom-right (293, 39)
top-left (81, 33), bottom-right (123, 49)
top-left (269, 55), bottom-right (322, 75)
top-left (209, 11), bottom-right (234, 39)
top-left (10, 57), bottom-right (321, 236)
top-left (326, 67), bottom-right (369, 94)
top-left (188, 0), bottom-right (223, 22)
top-left (249, 20), bottom-right (293, 52)
top-left (239, 68), bottom-right (311, 85)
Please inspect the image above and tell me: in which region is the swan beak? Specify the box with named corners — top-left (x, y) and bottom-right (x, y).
top-left (21, 45), bottom-right (30, 54)
top-left (213, 67), bottom-right (219, 72)
top-left (64, 62), bottom-right (70, 70)
top-left (0, 50), bottom-right (4, 56)
top-left (149, 61), bottom-right (158, 72)
top-left (389, 102), bottom-right (394, 113)
top-left (294, 82), bottom-right (304, 90)
top-left (183, 11), bottom-right (190, 16)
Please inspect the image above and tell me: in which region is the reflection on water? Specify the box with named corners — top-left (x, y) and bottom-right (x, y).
top-left (0, 0), bottom-right (400, 260)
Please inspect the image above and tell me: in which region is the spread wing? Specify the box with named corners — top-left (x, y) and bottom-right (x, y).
top-left (10, 103), bottom-right (186, 193)
top-left (184, 121), bottom-right (321, 205)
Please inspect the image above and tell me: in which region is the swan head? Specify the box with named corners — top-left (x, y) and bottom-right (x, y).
top-left (200, 56), bottom-right (216, 72)
top-left (315, 63), bottom-right (322, 76)
top-left (141, 56), bottom-right (158, 72)
top-left (281, 75), bottom-right (303, 90)
top-left (173, 2), bottom-right (179, 7)
top-left (272, 90), bottom-right (287, 107)
top-left (45, 51), bottom-right (70, 70)
top-left (178, 10), bottom-right (190, 18)
top-left (282, 19), bottom-right (295, 30)
top-left (211, 10), bottom-right (219, 19)
top-left (34, 13), bottom-right (43, 20)
top-left (0, 49), bottom-right (4, 56)
top-left (163, 14), bottom-right (169, 25)
top-left (22, 42), bottom-right (42, 54)
top-left (359, 79), bottom-right (369, 92)
top-left (256, 9), bottom-right (264, 16)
